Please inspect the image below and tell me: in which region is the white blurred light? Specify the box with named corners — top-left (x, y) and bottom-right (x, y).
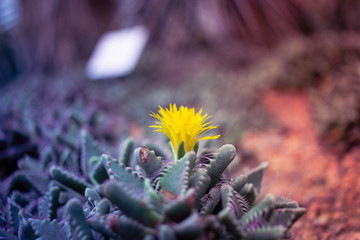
top-left (0, 0), bottom-right (19, 31)
top-left (85, 25), bottom-right (149, 80)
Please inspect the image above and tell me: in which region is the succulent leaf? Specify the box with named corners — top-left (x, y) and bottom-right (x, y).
top-left (102, 181), bottom-right (161, 227)
top-left (84, 188), bottom-right (101, 204)
top-left (173, 212), bottom-right (204, 240)
top-left (30, 219), bottom-right (69, 240)
top-left (109, 215), bottom-right (155, 240)
top-left (206, 144), bottom-right (236, 187)
top-left (159, 152), bottom-right (195, 196)
top-left (80, 130), bottom-right (103, 181)
top-left (164, 188), bottom-right (196, 222)
top-left (200, 187), bottom-right (221, 216)
top-left (239, 194), bottom-right (276, 227)
top-left (231, 175), bottom-right (248, 193)
top-left (10, 191), bottom-right (30, 208)
top-left (136, 146), bottom-right (163, 178)
top-left (246, 162), bottom-right (268, 197)
top-left (119, 137), bottom-right (134, 167)
top-left (220, 184), bottom-right (248, 219)
top-left (177, 141), bottom-right (186, 160)
top-left (101, 154), bottom-right (145, 198)
top-left (87, 215), bottom-right (119, 239)
top-left (18, 215), bottom-right (36, 240)
top-left (23, 170), bottom-right (49, 194)
top-left (50, 166), bottom-right (91, 195)
top-left (240, 183), bottom-right (257, 206)
top-left (55, 133), bottom-right (78, 151)
top-left (90, 161), bottom-right (108, 185)
top-left (8, 198), bottom-right (20, 234)
top-left (143, 178), bottom-right (163, 211)
top-left (17, 155), bottom-right (39, 171)
top-left (244, 225), bottom-right (286, 240)
top-left (274, 197), bottom-right (300, 209)
top-left (94, 199), bottom-right (111, 215)
top-left (189, 168), bottom-right (211, 206)
top-left (218, 207), bottom-right (243, 239)
top-left (40, 147), bottom-right (53, 170)
top-left (0, 228), bottom-right (19, 240)
top-left (65, 198), bottom-right (94, 240)
top-left (270, 208), bottom-right (306, 229)
top-left (144, 142), bottom-right (168, 158)
top-left (59, 148), bottom-right (73, 167)
top-left (48, 186), bottom-right (60, 220)
top-left (38, 195), bottom-right (51, 220)
top-left (8, 173), bottom-right (43, 196)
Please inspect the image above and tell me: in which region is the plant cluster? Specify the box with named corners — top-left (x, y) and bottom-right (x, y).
top-left (0, 104), bottom-right (305, 240)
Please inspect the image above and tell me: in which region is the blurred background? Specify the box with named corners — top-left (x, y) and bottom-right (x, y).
top-left (1, 1), bottom-right (360, 239)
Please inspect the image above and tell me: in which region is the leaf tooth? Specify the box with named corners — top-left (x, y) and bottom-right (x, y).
top-left (180, 163), bottom-right (190, 196)
top-left (234, 191), bottom-right (250, 214)
top-left (239, 194), bottom-right (275, 227)
top-left (108, 169), bottom-right (115, 175)
top-left (244, 225), bottom-right (286, 239)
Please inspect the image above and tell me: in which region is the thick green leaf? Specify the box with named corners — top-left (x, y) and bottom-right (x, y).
top-left (246, 162), bottom-right (268, 197)
top-left (220, 184), bottom-right (248, 219)
top-left (206, 144), bottom-right (236, 187)
top-left (49, 186), bottom-right (60, 220)
top-left (80, 130), bottom-right (103, 182)
top-left (177, 141), bottom-right (186, 160)
top-left (136, 147), bottom-right (163, 178)
top-left (84, 188), bottom-right (101, 204)
top-left (164, 188), bottom-right (196, 222)
top-left (109, 215), bottom-right (155, 240)
top-left (50, 166), bottom-right (91, 195)
top-left (30, 219), bottom-right (70, 240)
top-left (200, 187), bottom-right (221, 216)
top-left (65, 199), bottom-right (94, 240)
top-left (159, 152), bottom-right (195, 197)
top-left (174, 212), bottom-right (204, 239)
top-left (90, 161), bottom-right (108, 184)
top-left (119, 137), bottom-right (134, 167)
top-left (102, 181), bottom-right (161, 227)
top-left (244, 226), bottom-right (286, 240)
top-left (95, 199), bottom-right (111, 215)
top-left (87, 215), bottom-right (119, 239)
top-left (0, 229), bottom-right (18, 240)
top-left (270, 208), bottom-right (306, 229)
top-left (189, 168), bottom-right (211, 206)
top-left (231, 175), bottom-right (248, 193)
top-left (101, 154), bottom-right (145, 198)
top-left (218, 207), bottom-right (243, 239)
top-left (239, 194), bottom-right (276, 227)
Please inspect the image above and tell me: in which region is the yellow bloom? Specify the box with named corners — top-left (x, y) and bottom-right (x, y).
top-left (149, 104), bottom-right (220, 156)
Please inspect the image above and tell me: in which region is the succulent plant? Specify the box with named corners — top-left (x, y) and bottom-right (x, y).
top-left (0, 104), bottom-right (305, 240)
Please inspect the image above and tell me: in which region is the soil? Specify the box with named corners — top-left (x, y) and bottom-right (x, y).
top-left (240, 90), bottom-right (360, 240)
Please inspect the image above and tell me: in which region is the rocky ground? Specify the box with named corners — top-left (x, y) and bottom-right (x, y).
top-left (240, 89), bottom-right (360, 240)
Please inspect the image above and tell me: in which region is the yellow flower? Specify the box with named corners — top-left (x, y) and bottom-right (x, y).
top-left (149, 104), bottom-right (220, 156)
